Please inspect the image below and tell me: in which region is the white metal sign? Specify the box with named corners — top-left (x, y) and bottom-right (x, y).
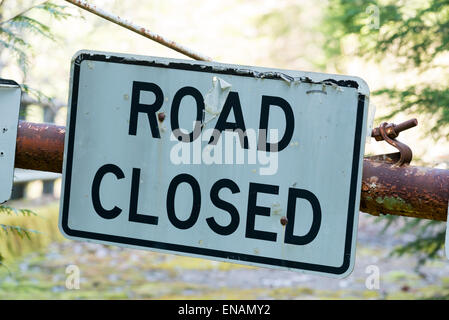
top-left (60, 50), bottom-right (370, 278)
top-left (0, 79), bottom-right (21, 203)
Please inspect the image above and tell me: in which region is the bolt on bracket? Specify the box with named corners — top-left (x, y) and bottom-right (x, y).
top-left (369, 118), bottom-right (418, 166)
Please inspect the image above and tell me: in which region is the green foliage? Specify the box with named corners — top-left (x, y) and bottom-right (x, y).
top-left (0, 206), bottom-right (40, 268)
top-left (323, 0), bottom-right (449, 136)
top-left (323, 0), bottom-right (449, 68)
top-left (0, 1), bottom-right (74, 268)
top-left (322, 0), bottom-right (449, 265)
top-left (380, 216), bottom-right (446, 269)
top-left (256, 1), bottom-right (449, 266)
top-left (0, 1), bottom-right (73, 76)
top-left (374, 86), bottom-right (449, 137)
top-left (0, 203), bottom-right (62, 269)
top-left (0, 205), bottom-right (35, 217)
top-left (0, 224), bottom-right (41, 239)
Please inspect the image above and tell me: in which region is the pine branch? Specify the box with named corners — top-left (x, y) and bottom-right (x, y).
top-left (0, 0), bottom-right (76, 76)
top-left (0, 1), bottom-right (49, 25)
top-left (0, 224), bottom-right (41, 240)
top-left (0, 205), bottom-right (36, 217)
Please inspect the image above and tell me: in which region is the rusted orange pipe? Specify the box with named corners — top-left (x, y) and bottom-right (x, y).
top-left (15, 120), bottom-right (65, 173)
top-left (361, 159), bottom-right (449, 221)
top-left (13, 121), bottom-right (449, 221)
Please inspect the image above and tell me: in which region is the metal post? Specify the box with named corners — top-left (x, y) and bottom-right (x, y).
top-left (11, 104), bottom-right (29, 200)
top-left (12, 121), bottom-right (449, 221)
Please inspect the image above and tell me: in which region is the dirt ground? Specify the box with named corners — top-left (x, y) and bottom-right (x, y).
top-left (1, 206), bottom-right (449, 300)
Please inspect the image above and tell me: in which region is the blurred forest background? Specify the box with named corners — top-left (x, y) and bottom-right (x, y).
top-left (1, 0), bottom-right (449, 299)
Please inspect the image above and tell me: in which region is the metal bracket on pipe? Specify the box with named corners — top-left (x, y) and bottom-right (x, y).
top-left (369, 119), bottom-right (418, 166)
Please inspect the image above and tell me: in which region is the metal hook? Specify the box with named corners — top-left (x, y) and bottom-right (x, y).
top-left (378, 122), bottom-right (413, 166)
top-left (369, 119), bottom-right (417, 166)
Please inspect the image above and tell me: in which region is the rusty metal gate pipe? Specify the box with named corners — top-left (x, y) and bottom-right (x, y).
top-left (15, 121), bottom-right (65, 173)
top-left (13, 121), bottom-right (449, 221)
top-left (361, 159), bottom-right (449, 221)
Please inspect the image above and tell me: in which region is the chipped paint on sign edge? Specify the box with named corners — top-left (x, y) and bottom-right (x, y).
top-left (71, 49), bottom-right (370, 97)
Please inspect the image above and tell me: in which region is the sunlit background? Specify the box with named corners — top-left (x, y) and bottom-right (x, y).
top-left (1, 0), bottom-right (449, 299)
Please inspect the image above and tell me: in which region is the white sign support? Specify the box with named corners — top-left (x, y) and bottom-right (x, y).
top-left (0, 79), bottom-right (21, 203)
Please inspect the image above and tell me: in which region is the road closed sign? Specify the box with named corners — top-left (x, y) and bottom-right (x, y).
top-left (59, 50), bottom-right (370, 278)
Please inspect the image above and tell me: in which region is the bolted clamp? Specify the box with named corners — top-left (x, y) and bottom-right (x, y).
top-left (370, 119), bottom-right (418, 166)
